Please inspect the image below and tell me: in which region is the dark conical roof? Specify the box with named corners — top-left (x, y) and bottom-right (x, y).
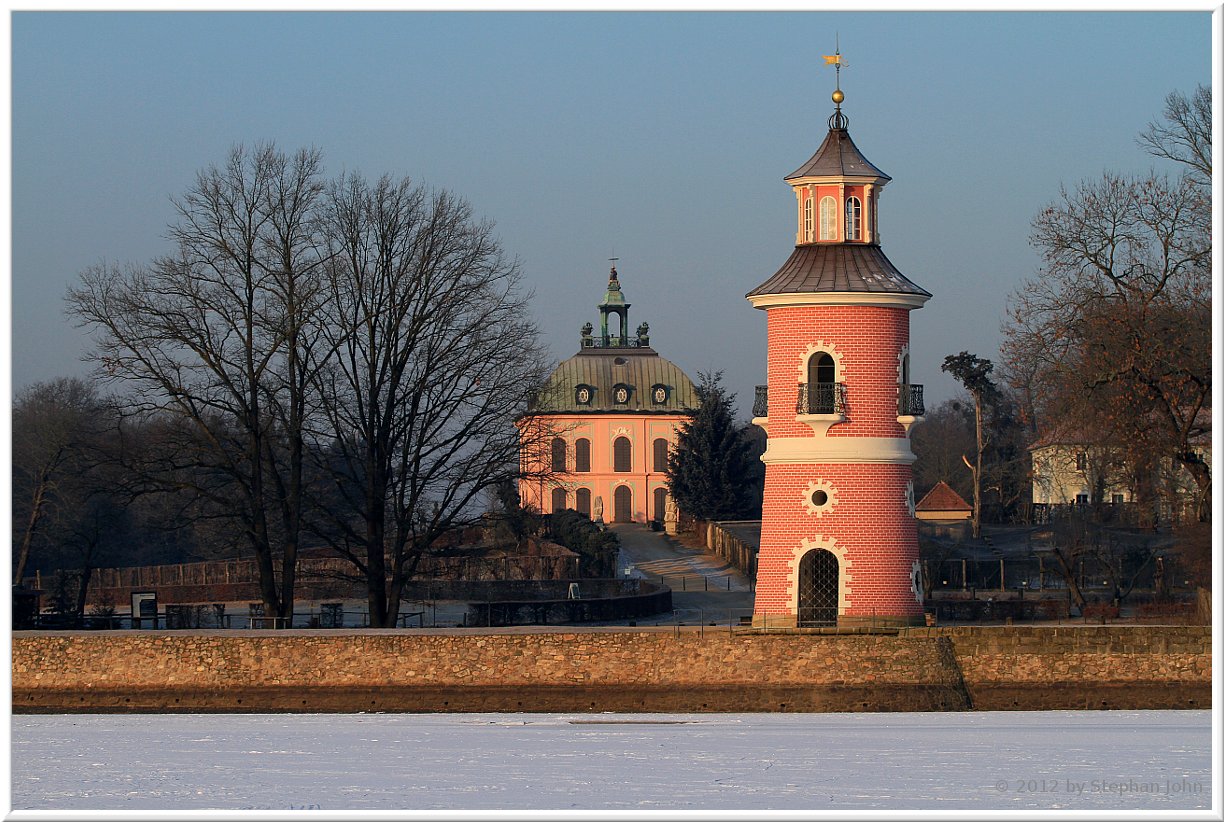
top-left (747, 244), bottom-right (930, 298)
top-left (786, 127), bottom-right (891, 182)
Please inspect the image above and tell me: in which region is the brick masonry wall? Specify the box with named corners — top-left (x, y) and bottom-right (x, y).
top-left (11, 626), bottom-right (1209, 713)
top-left (754, 303), bottom-right (922, 624)
top-left (757, 463), bottom-right (920, 621)
top-left (765, 304), bottom-right (910, 439)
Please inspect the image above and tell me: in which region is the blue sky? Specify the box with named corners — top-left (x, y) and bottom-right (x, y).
top-left (9, 10), bottom-right (1214, 415)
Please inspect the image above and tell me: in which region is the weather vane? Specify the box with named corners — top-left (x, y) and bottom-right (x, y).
top-left (823, 36), bottom-right (848, 128)
top-left (822, 36), bottom-right (846, 106)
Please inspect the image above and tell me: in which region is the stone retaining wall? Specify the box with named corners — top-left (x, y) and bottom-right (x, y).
top-left (898, 625), bottom-right (1211, 710)
top-left (12, 626), bottom-right (1209, 714)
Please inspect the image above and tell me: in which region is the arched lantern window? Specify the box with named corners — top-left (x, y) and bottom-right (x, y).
top-left (819, 196), bottom-right (837, 240)
top-left (845, 196), bottom-right (862, 241)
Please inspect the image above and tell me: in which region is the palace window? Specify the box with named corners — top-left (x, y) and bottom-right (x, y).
top-left (574, 438), bottom-right (591, 472)
top-left (550, 437), bottom-right (566, 472)
top-left (613, 436), bottom-right (632, 473)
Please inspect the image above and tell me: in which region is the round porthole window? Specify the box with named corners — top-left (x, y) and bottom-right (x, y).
top-left (802, 481), bottom-right (837, 516)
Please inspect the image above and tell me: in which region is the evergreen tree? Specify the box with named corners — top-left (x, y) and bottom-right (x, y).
top-left (941, 352), bottom-right (999, 539)
top-left (666, 372), bottom-right (755, 521)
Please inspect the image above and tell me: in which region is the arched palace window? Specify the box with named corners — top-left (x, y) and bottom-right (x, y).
top-left (652, 438), bottom-right (669, 473)
top-left (574, 438), bottom-right (591, 473)
top-left (613, 436), bottom-right (632, 473)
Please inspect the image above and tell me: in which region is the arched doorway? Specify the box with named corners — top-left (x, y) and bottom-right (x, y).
top-left (652, 487), bottom-right (668, 523)
top-left (652, 438), bottom-right (669, 472)
top-left (797, 549), bottom-right (839, 627)
top-left (805, 352), bottom-right (837, 414)
top-left (613, 485), bottom-right (633, 523)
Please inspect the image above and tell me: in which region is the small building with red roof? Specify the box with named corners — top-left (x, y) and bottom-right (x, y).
top-left (915, 481), bottom-right (972, 522)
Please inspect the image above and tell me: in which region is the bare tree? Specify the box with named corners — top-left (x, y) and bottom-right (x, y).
top-left (1002, 170), bottom-right (1210, 521)
top-left (66, 144), bottom-right (327, 625)
top-left (311, 173), bottom-right (552, 627)
top-left (11, 378), bottom-right (107, 584)
top-left (1138, 85), bottom-right (1211, 185)
top-left (1002, 88), bottom-right (1211, 522)
top-left (910, 398), bottom-right (975, 505)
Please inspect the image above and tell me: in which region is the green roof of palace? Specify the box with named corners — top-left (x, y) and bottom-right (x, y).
top-left (529, 348), bottom-right (698, 415)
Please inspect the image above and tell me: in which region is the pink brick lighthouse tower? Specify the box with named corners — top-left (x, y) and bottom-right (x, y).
top-left (747, 68), bottom-right (931, 628)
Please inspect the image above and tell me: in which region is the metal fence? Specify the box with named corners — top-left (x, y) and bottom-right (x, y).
top-left (922, 554), bottom-right (1193, 596)
top-left (22, 605), bottom-right (429, 631)
top-left (25, 552), bottom-right (580, 596)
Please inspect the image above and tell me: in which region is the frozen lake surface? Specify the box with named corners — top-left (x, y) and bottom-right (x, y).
top-left (10, 710), bottom-right (1212, 812)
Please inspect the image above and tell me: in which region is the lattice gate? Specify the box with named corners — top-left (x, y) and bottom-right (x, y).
top-left (797, 549), bottom-right (839, 627)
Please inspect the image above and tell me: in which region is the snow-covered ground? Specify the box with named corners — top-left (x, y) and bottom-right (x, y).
top-left (10, 710), bottom-right (1211, 812)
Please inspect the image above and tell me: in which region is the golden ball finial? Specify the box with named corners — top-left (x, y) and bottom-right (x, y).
top-left (832, 89), bottom-right (844, 105)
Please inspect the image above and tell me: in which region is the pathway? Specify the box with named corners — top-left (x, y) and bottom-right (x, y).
top-left (610, 524), bottom-right (754, 625)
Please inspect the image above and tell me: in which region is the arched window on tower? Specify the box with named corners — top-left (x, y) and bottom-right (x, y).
top-left (574, 438), bottom-right (591, 472)
top-left (803, 352), bottom-right (838, 414)
top-left (845, 196), bottom-right (862, 241)
top-left (803, 196), bottom-right (814, 241)
top-left (613, 436), bottom-right (632, 473)
top-left (819, 196), bottom-right (837, 240)
top-left (550, 437), bottom-right (566, 473)
top-left (652, 438), bottom-right (669, 473)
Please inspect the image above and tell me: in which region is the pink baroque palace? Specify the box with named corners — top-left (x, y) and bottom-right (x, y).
top-left (747, 71), bottom-right (932, 628)
top-left (518, 265), bottom-right (698, 529)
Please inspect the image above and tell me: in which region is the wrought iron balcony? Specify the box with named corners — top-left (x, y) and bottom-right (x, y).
top-left (753, 385), bottom-right (769, 418)
top-left (796, 382), bottom-right (846, 416)
top-left (899, 383), bottom-right (925, 417)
